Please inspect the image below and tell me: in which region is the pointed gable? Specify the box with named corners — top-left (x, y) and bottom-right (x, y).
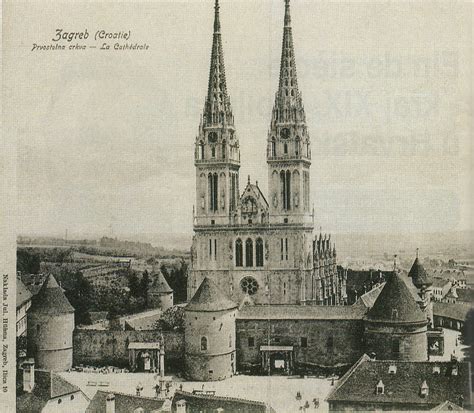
top-left (186, 277), bottom-right (236, 312)
top-left (29, 274), bottom-right (74, 315)
top-left (240, 180), bottom-right (269, 211)
top-left (409, 257), bottom-right (433, 288)
top-left (366, 272), bottom-right (427, 324)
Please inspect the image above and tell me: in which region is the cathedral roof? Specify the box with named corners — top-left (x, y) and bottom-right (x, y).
top-left (150, 271), bottom-right (173, 293)
top-left (186, 277), bottom-right (237, 312)
top-left (408, 256), bottom-right (433, 288)
top-left (29, 274), bottom-right (74, 315)
top-left (238, 303), bottom-right (366, 320)
top-left (365, 272), bottom-right (427, 324)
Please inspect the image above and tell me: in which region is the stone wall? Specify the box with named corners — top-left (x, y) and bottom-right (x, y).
top-left (73, 329), bottom-right (184, 370)
top-left (185, 308), bottom-right (236, 381)
top-left (27, 312), bottom-right (74, 371)
top-left (364, 321), bottom-right (428, 361)
top-left (236, 318), bottom-right (364, 373)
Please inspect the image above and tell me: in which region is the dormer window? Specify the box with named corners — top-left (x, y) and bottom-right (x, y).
top-left (388, 365), bottom-right (397, 374)
top-left (420, 380), bottom-right (429, 397)
top-left (376, 380), bottom-right (384, 395)
top-left (433, 366), bottom-right (440, 375)
top-left (391, 309), bottom-right (398, 320)
top-left (451, 366), bottom-right (458, 376)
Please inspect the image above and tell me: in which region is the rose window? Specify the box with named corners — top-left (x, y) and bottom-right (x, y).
top-left (240, 277), bottom-right (259, 295)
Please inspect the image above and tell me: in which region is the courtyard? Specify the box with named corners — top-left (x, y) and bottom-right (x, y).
top-left (59, 328), bottom-right (466, 413)
top-left (59, 371), bottom-right (335, 413)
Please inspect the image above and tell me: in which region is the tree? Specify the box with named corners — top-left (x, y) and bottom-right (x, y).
top-left (64, 272), bottom-right (94, 325)
top-left (154, 306), bottom-right (185, 331)
top-left (140, 270), bottom-right (150, 305)
top-left (128, 271), bottom-right (141, 298)
top-left (17, 249), bottom-right (41, 274)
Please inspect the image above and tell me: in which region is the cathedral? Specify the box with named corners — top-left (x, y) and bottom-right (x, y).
top-left (189, 0), bottom-right (347, 307)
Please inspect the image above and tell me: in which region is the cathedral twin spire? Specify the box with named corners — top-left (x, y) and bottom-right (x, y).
top-left (274, 0), bottom-right (304, 119)
top-left (203, 0), bottom-right (234, 128)
top-left (202, 0), bottom-right (306, 130)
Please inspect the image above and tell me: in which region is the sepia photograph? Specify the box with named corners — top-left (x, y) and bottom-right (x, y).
top-left (2, 0), bottom-right (473, 411)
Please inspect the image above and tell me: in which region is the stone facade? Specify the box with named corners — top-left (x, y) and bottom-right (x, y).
top-left (184, 278), bottom-right (237, 381)
top-left (27, 312), bottom-right (74, 371)
top-left (236, 318), bottom-right (365, 372)
top-left (364, 321), bottom-right (428, 361)
top-left (188, 0), bottom-right (346, 308)
top-left (73, 330), bottom-right (183, 368)
top-left (26, 274), bottom-right (75, 371)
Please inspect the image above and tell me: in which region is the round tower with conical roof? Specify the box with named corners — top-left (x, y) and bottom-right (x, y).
top-left (26, 274), bottom-right (75, 371)
top-left (364, 271), bottom-right (428, 361)
top-left (147, 271), bottom-right (174, 311)
top-left (408, 249), bottom-right (433, 326)
top-left (184, 277), bottom-right (237, 381)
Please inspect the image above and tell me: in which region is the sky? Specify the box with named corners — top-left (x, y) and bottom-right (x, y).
top-left (4, 0), bottom-right (472, 240)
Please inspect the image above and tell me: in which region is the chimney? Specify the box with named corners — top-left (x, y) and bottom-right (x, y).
top-left (22, 359), bottom-right (35, 393)
top-left (105, 393), bottom-right (115, 413)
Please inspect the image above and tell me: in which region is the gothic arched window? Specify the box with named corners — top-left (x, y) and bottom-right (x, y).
top-left (295, 137), bottom-right (300, 156)
top-left (222, 140), bottom-right (226, 159)
top-left (211, 147), bottom-right (216, 158)
top-left (245, 238), bottom-right (253, 267)
top-left (271, 137), bottom-right (276, 157)
top-left (256, 238), bottom-right (264, 267)
top-left (209, 173), bottom-right (218, 212)
top-left (201, 336), bottom-right (208, 351)
top-left (235, 239), bottom-right (243, 267)
top-left (284, 143), bottom-right (288, 155)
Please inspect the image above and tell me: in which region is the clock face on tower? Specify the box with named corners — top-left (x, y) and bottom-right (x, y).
top-left (280, 128), bottom-right (290, 140)
top-left (208, 132), bottom-right (218, 143)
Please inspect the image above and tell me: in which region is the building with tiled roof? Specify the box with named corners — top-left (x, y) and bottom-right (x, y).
top-left (326, 355), bottom-right (472, 411)
top-left (16, 277), bottom-right (32, 337)
top-left (433, 302), bottom-right (472, 331)
top-left (172, 389), bottom-right (275, 413)
top-left (27, 274), bottom-right (75, 371)
top-left (431, 400), bottom-right (465, 411)
top-left (86, 390), bottom-right (166, 413)
top-left (364, 271), bottom-right (429, 361)
top-left (17, 361), bottom-right (89, 413)
top-left (237, 303), bottom-right (366, 321)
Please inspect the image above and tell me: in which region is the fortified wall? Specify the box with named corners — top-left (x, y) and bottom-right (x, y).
top-left (236, 305), bottom-right (366, 374)
top-left (73, 330), bottom-right (184, 370)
